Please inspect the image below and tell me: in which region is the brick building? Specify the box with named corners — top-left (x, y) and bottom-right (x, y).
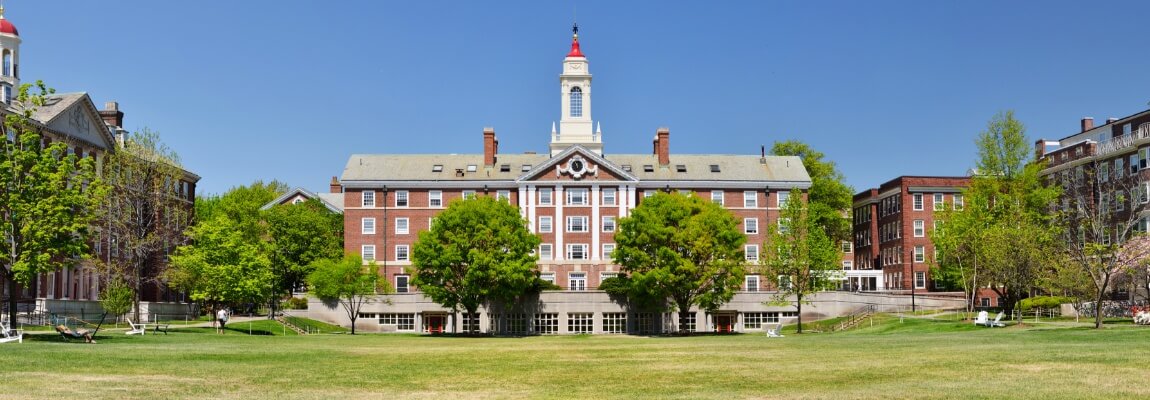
top-left (323, 26), bottom-right (816, 334)
top-left (0, 9), bottom-right (199, 316)
top-left (852, 176), bottom-right (970, 292)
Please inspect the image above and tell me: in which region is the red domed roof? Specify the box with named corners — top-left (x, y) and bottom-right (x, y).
top-left (566, 36), bottom-right (584, 58)
top-left (0, 18), bottom-right (17, 36)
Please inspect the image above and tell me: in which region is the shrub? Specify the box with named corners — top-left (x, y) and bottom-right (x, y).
top-left (1019, 296), bottom-right (1073, 312)
top-left (285, 297), bottom-right (309, 310)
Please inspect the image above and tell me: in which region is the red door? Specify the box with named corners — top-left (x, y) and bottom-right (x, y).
top-left (716, 315), bottom-right (733, 333)
top-left (427, 315), bottom-right (445, 333)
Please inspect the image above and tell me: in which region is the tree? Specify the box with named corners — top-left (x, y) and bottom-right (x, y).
top-left (1, 81), bottom-right (107, 325)
top-left (761, 196), bottom-right (841, 333)
top-left (164, 181), bottom-right (285, 312)
top-left (411, 196), bottom-right (540, 334)
top-left (166, 217), bottom-right (276, 308)
top-left (934, 111), bottom-right (1060, 319)
top-left (97, 129), bottom-right (191, 322)
top-left (771, 141), bottom-right (854, 242)
top-left (613, 192), bottom-right (746, 333)
top-left (99, 277), bottom-right (134, 323)
top-left (1055, 160), bottom-right (1150, 328)
top-left (307, 255), bottom-right (385, 335)
top-left (263, 198), bottom-right (344, 313)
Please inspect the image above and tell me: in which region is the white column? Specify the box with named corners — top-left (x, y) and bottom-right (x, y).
top-left (555, 185), bottom-right (564, 261)
top-left (591, 184), bottom-right (600, 260)
top-left (626, 185), bottom-right (636, 216)
top-left (618, 184), bottom-right (627, 217)
top-left (524, 185), bottom-right (536, 233)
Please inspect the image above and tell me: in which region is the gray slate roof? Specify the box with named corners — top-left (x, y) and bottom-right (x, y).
top-left (342, 147), bottom-right (810, 188)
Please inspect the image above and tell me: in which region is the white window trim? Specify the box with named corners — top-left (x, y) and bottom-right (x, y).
top-left (745, 275), bottom-right (760, 292)
top-left (567, 188), bottom-right (589, 206)
top-left (361, 245), bottom-right (376, 262)
top-left (602, 189), bottom-right (617, 206)
top-left (744, 191), bottom-right (757, 208)
top-left (539, 188), bottom-right (554, 205)
top-left (362, 191), bottom-right (375, 208)
top-left (602, 216), bottom-right (616, 232)
top-left (395, 275), bottom-right (410, 293)
top-left (395, 245), bottom-right (410, 262)
top-left (913, 193), bottom-right (923, 211)
top-left (395, 190), bottom-right (409, 207)
top-left (429, 190), bottom-right (443, 207)
top-left (913, 220), bottom-right (925, 237)
top-left (566, 216), bottom-right (589, 233)
top-left (539, 216), bottom-right (553, 233)
top-left (539, 244), bottom-right (553, 260)
top-left (745, 245), bottom-right (759, 262)
top-left (362, 218), bottom-right (376, 235)
top-left (566, 243), bottom-right (589, 260)
top-left (776, 191), bottom-right (790, 207)
top-left (602, 243), bottom-right (615, 259)
top-left (744, 218), bottom-right (758, 234)
top-left (711, 190), bottom-right (724, 205)
top-left (395, 218), bottom-right (409, 235)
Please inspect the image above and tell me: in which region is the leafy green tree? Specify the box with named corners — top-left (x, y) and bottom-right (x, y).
top-left (99, 277), bottom-right (135, 323)
top-left (263, 198), bottom-right (344, 311)
top-left (97, 129), bottom-right (191, 322)
top-left (307, 255), bottom-right (385, 335)
top-left (411, 196), bottom-right (540, 334)
top-left (771, 141), bottom-right (853, 242)
top-left (613, 192), bottom-right (746, 333)
top-left (761, 196), bottom-right (840, 333)
top-left (167, 217), bottom-right (276, 308)
top-left (935, 111), bottom-right (1060, 318)
top-left (195, 180), bottom-right (288, 238)
top-left (0, 81), bottom-right (107, 324)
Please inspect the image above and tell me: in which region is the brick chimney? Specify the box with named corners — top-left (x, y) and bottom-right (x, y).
top-left (329, 176), bottom-right (342, 194)
top-left (1035, 139), bottom-right (1047, 160)
top-left (1081, 117), bottom-right (1093, 132)
top-left (483, 127), bottom-right (498, 166)
top-left (100, 101), bottom-right (124, 128)
top-left (1107, 117), bottom-right (1118, 125)
top-left (653, 127), bottom-right (670, 165)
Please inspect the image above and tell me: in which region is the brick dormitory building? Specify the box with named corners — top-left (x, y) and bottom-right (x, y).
top-left (306, 26), bottom-right (837, 334)
top-left (0, 9), bottom-right (199, 319)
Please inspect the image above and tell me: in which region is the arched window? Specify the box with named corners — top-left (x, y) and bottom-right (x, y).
top-left (2, 50), bottom-right (10, 77)
top-left (569, 86), bottom-right (583, 117)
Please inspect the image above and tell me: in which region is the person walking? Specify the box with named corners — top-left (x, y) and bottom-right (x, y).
top-left (216, 307), bottom-right (230, 334)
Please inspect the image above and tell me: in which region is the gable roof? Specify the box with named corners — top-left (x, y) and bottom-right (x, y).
top-left (260, 187), bottom-right (344, 213)
top-left (518, 145), bottom-right (638, 182)
top-left (30, 92), bottom-right (118, 150)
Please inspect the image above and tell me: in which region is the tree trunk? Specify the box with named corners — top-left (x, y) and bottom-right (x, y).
top-left (678, 303), bottom-right (691, 335)
top-left (5, 275), bottom-right (17, 327)
top-left (796, 294), bottom-right (803, 334)
top-left (1094, 289), bottom-right (1106, 330)
top-left (466, 306), bottom-right (478, 334)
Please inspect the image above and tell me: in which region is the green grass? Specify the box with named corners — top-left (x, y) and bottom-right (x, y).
top-left (283, 316), bottom-right (349, 334)
top-left (3, 315), bottom-right (1148, 400)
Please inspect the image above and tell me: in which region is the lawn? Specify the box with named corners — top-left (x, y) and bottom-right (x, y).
top-left (3, 316), bottom-right (1147, 400)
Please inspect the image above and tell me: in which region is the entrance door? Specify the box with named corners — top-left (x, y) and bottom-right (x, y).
top-left (426, 315), bottom-right (445, 334)
top-left (715, 315), bottom-right (734, 333)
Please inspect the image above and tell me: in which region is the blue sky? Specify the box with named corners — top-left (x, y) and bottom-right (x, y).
top-left (10, 1), bottom-right (1150, 195)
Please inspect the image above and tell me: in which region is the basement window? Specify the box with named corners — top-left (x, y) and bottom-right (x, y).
top-left (643, 165), bottom-right (654, 172)
top-left (710, 164), bottom-right (720, 173)
top-left (676, 165), bottom-right (687, 173)
top-left (500, 164), bottom-right (511, 172)
top-left (432, 165), bottom-right (443, 173)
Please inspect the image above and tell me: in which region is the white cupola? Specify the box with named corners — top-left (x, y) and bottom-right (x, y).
top-left (0, 6), bottom-right (20, 105)
top-left (550, 23), bottom-right (602, 156)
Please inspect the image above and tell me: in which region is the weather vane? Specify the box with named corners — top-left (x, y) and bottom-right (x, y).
top-left (572, 22), bottom-right (579, 36)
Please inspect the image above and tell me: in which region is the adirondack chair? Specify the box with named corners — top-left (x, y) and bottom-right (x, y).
top-left (766, 323), bottom-right (784, 338)
top-left (0, 322), bottom-right (22, 344)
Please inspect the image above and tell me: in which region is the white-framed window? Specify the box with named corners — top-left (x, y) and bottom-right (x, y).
top-left (429, 190), bottom-right (443, 207)
top-left (914, 246), bottom-right (925, 263)
top-left (539, 216), bottom-right (553, 233)
top-left (1100, 162), bottom-right (1111, 182)
top-left (567, 216), bottom-right (589, 232)
top-left (602, 243), bottom-right (615, 259)
top-left (395, 190), bottom-right (409, 207)
top-left (745, 245), bottom-right (759, 262)
top-left (954, 194), bottom-right (964, 210)
top-left (396, 218), bottom-right (409, 234)
top-left (567, 244), bottom-right (589, 260)
top-left (914, 271), bottom-right (926, 289)
top-left (569, 87), bottom-right (583, 117)
top-left (843, 261), bottom-right (853, 270)
top-left (913, 193), bottom-right (923, 210)
top-left (913, 220), bottom-right (924, 237)
top-left (462, 190), bottom-right (476, 199)
top-left (534, 313), bottom-right (559, 334)
top-left (744, 191), bottom-right (757, 208)
top-left (602, 216), bottom-right (616, 232)
top-left (568, 272), bottom-right (587, 290)
top-left (362, 218), bottom-right (375, 235)
top-left (539, 188), bottom-right (553, 205)
top-left (568, 312), bottom-right (592, 333)
top-left (396, 245), bottom-right (410, 262)
top-left (602, 188), bottom-right (617, 206)
top-left (362, 191), bottom-right (375, 207)
top-left (600, 272), bottom-right (618, 282)
top-left (777, 191), bottom-right (790, 207)
top-left (395, 275), bottom-right (410, 293)
top-left (841, 241), bottom-right (852, 253)
top-left (540, 272), bottom-right (555, 284)
top-left (497, 190), bottom-right (510, 202)
top-left (644, 191), bottom-right (655, 198)
top-left (539, 244), bottom-right (553, 260)
top-left (744, 312), bottom-right (766, 330)
top-left (745, 275), bottom-right (760, 292)
top-left (744, 218), bottom-right (758, 234)
top-left (602, 312), bottom-right (626, 334)
top-left (711, 190), bottom-right (724, 205)
top-left (933, 194), bottom-right (944, 210)
top-left (361, 245), bottom-right (375, 262)
top-left (567, 188), bottom-right (588, 205)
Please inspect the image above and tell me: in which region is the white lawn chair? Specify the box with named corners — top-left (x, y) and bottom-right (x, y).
top-left (0, 322), bottom-right (23, 344)
top-left (766, 323), bottom-right (784, 338)
top-left (973, 311), bottom-right (989, 326)
top-left (126, 319), bottom-right (147, 335)
top-left (987, 312), bottom-right (1006, 328)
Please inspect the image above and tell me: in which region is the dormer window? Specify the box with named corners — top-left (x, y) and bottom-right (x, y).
top-left (710, 164), bottom-right (720, 173)
top-left (500, 164), bottom-right (511, 172)
top-left (432, 165), bottom-right (443, 173)
top-left (569, 87), bottom-right (583, 117)
top-left (676, 165), bottom-right (687, 173)
top-left (521, 164), bottom-right (532, 172)
top-left (622, 164), bottom-right (632, 172)
top-left (466, 165), bottom-right (477, 172)
top-left (643, 165), bottom-right (654, 172)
